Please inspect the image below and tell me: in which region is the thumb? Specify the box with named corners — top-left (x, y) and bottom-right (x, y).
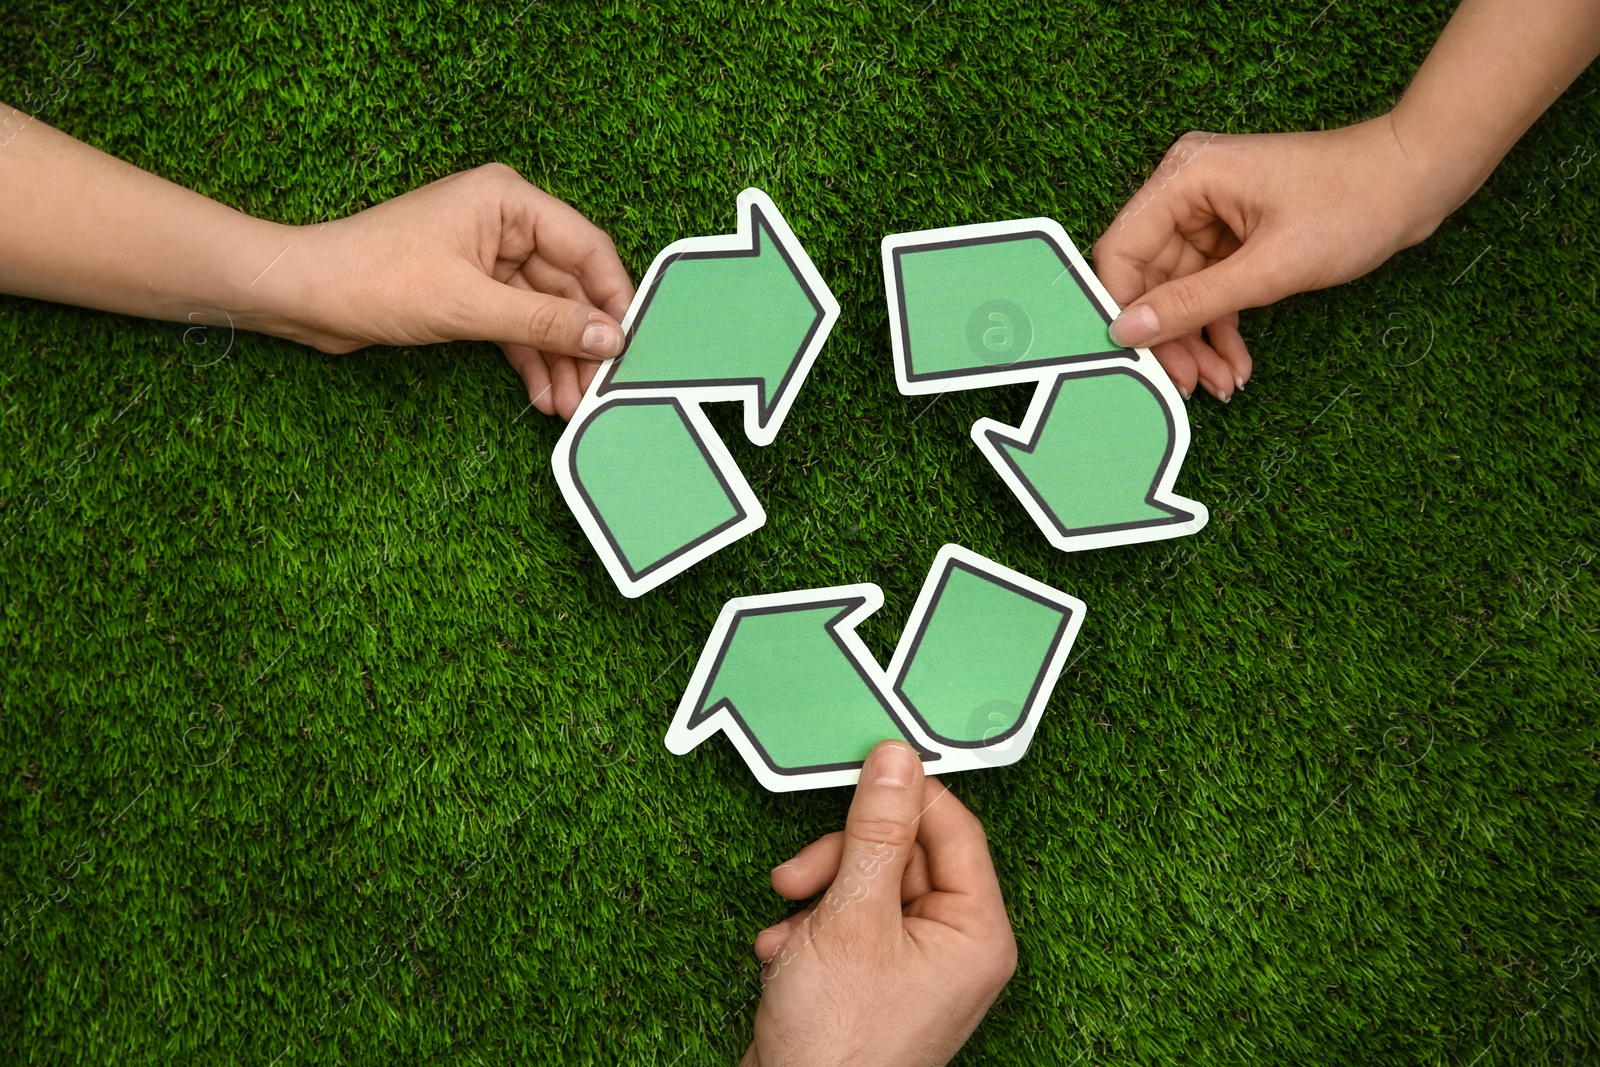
top-left (828, 740), bottom-right (927, 929)
top-left (454, 273), bottom-right (626, 360)
top-left (1107, 246), bottom-right (1284, 349)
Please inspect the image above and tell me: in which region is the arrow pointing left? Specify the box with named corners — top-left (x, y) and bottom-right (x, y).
top-left (972, 367), bottom-right (1206, 548)
top-left (553, 189), bottom-right (839, 598)
top-left (666, 545), bottom-right (1086, 792)
top-left (665, 589), bottom-right (932, 789)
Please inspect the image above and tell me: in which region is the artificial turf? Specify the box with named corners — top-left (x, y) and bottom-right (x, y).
top-left (3, 1), bottom-right (1598, 1063)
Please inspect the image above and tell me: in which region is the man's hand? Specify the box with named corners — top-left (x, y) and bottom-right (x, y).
top-left (742, 741), bottom-right (1017, 1067)
top-left (284, 163), bottom-right (634, 419)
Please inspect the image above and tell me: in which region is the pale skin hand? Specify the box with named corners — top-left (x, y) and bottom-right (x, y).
top-left (1093, 0), bottom-right (1600, 403)
top-left (0, 108), bottom-right (633, 419)
top-left (742, 741), bottom-right (1018, 1067)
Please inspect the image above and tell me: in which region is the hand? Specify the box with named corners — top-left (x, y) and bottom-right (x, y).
top-left (742, 741), bottom-right (1017, 1067)
top-left (1092, 116), bottom-right (1447, 402)
top-left (275, 163), bottom-right (635, 419)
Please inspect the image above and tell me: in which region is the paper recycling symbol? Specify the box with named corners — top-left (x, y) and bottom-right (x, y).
top-left (550, 190), bottom-right (1209, 790)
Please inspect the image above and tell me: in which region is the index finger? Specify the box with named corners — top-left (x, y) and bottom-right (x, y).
top-left (1091, 135), bottom-right (1218, 305)
top-left (523, 184), bottom-right (636, 324)
top-left (916, 777), bottom-right (1003, 905)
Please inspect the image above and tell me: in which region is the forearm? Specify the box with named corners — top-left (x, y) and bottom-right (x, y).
top-left (1391, 0), bottom-right (1600, 223)
top-left (0, 105), bottom-right (295, 333)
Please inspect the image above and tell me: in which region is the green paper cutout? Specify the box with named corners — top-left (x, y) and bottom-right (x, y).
top-left (688, 598), bottom-right (920, 775)
top-left (568, 397), bottom-right (745, 579)
top-left (884, 218), bottom-right (1210, 552)
top-left (982, 368), bottom-right (1190, 535)
top-left (666, 545), bottom-right (1088, 792)
top-left (893, 560), bottom-right (1073, 748)
top-left (892, 231), bottom-right (1125, 385)
top-left (553, 189), bottom-right (839, 598)
top-left (603, 210), bottom-right (827, 424)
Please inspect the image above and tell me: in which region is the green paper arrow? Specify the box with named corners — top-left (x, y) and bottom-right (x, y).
top-left (681, 596), bottom-right (920, 776)
top-left (564, 396), bottom-right (750, 582)
top-left (884, 218), bottom-right (1209, 552)
top-left (554, 189), bottom-right (838, 598)
top-left (891, 558), bottom-right (1076, 748)
top-left (666, 546), bottom-right (1088, 791)
top-left (598, 200), bottom-right (832, 438)
top-left (888, 228), bottom-right (1127, 388)
top-left (978, 368), bottom-right (1197, 537)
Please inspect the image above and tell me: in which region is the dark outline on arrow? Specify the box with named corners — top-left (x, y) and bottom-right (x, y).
top-left (889, 558), bottom-right (1076, 749)
top-left (980, 366), bottom-right (1197, 538)
top-left (685, 596), bottom-right (937, 777)
top-left (565, 395), bottom-right (750, 584)
top-left (595, 203), bottom-right (827, 436)
top-left (891, 230), bottom-right (1131, 387)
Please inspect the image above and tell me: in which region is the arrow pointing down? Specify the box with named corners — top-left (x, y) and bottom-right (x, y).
top-left (883, 216), bottom-right (1209, 552)
top-left (973, 367), bottom-right (1208, 546)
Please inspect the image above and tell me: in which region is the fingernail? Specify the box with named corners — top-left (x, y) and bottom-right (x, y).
top-left (1220, 391), bottom-right (1232, 404)
top-left (1235, 375), bottom-right (1246, 392)
top-left (771, 862), bottom-right (795, 875)
top-left (870, 742), bottom-right (919, 788)
top-left (1180, 386), bottom-right (1191, 400)
top-left (1109, 304), bottom-right (1160, 347)
top-left (581, 321), bottom-right (621, 358)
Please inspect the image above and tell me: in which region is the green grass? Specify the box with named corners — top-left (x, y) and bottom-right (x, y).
top-left (3, 1), bottom-right (1598, 1063)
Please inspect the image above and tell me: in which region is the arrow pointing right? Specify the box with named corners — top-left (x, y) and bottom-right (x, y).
top-left (596, 187), bottom-right (839, 447)
top-left (553, 189), bottom-right (839, 598)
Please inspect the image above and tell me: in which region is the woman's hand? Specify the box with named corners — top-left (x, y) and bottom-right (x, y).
top-left (1095, 0), bottom-right (1600, 405)
top-left (0, 111), bottom-right (634, 421)
top-left (281, 163), bottom-right (634, 419)
top-left (1092, 117), bottom-right (1444, 402)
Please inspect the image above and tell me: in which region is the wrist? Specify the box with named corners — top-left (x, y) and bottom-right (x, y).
top-left (1379, 105), bottom-right (1490, 241)
top-left (196, 215), bottom-right (306, 339)
top-left (227, 219), bottom-right (358, 352)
